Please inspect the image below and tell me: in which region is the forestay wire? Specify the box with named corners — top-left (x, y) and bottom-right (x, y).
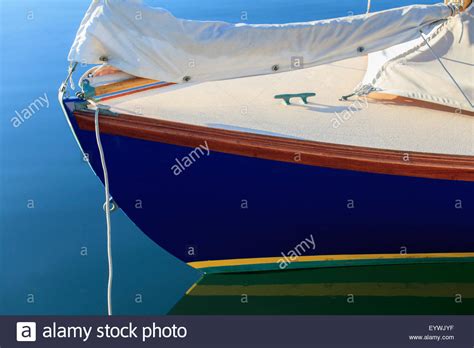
top-left (419, 29), bottom-right (473, 108)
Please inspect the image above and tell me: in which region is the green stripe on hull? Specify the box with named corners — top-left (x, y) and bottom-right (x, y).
top-left (199, 262), bottom-right (474, 286)
top-left (170, 296), bottom-right (474, 315)
top-left (199, 257), bottom-right (474, 274)
top-left (169, 261), bottom-right (474, 315)
top-left (189, 283), bottom-right (474, 297)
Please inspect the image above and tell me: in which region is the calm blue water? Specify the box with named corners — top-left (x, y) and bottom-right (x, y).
top-left (0, 0), bottom-right (436, 315)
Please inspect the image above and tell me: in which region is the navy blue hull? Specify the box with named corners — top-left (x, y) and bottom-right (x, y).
top-left (64, 100), bottom-right (474, 263)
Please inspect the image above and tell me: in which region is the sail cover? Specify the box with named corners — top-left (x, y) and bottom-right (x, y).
top-left (68, 0), bottom-right (457, 83)
top-left (361, 4), bottom-right (473, 112)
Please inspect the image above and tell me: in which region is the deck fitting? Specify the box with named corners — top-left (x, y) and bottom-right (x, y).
top-left (274, 92), bottom-right (316, 105)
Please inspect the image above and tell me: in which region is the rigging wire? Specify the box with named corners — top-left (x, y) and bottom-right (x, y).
top-left (58, 63), bottom-right (84, 154)
top-left (419, 29), bottom-right (473, 108)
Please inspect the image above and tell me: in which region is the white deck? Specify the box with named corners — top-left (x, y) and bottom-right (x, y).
top-left (103, 57), bottom-right (474, 156)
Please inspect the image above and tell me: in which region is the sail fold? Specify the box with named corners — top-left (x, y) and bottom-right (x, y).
top-left (361, 5), bottom-right (473, 112)
top-left (68, 0), bottom-right (455, 83)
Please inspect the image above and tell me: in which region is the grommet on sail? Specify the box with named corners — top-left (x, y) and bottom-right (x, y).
top-left (69, 1), bottom-right (459, 84)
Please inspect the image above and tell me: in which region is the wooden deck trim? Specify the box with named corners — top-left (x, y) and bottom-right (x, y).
top-left (99, 82), bottom-right (176, 102)
top-left (94, 77), bottom-right (159, 96)
top-left (368, 92), bottom-right (474, 116)
top-left (73, 110), bottom-right (474, 181)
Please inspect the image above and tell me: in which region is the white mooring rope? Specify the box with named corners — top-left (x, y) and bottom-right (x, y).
top-left (93, 104), bottom-right (114, 316)
top-left (58, 64), bottom-right (114, 315)
top-left (366, 0), bottom-right (372, 14)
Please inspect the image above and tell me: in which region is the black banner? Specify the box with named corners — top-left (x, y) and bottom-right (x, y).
top-left (2, 316), bottom-right (473, 347)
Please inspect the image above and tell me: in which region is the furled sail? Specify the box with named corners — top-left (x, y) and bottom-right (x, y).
top-left (69, 0), bottom-right (458, 83)
top-left (360, 4), bottom-right (473, 112)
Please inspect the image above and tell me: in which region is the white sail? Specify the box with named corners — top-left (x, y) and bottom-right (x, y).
top-left (68, 0), bottom-right (457, 83)
top-left (361, 4), bottom-right (473, 112)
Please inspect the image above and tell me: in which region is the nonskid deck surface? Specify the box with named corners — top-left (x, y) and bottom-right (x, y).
top-left (97, 56), bottom-right (473, 157)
